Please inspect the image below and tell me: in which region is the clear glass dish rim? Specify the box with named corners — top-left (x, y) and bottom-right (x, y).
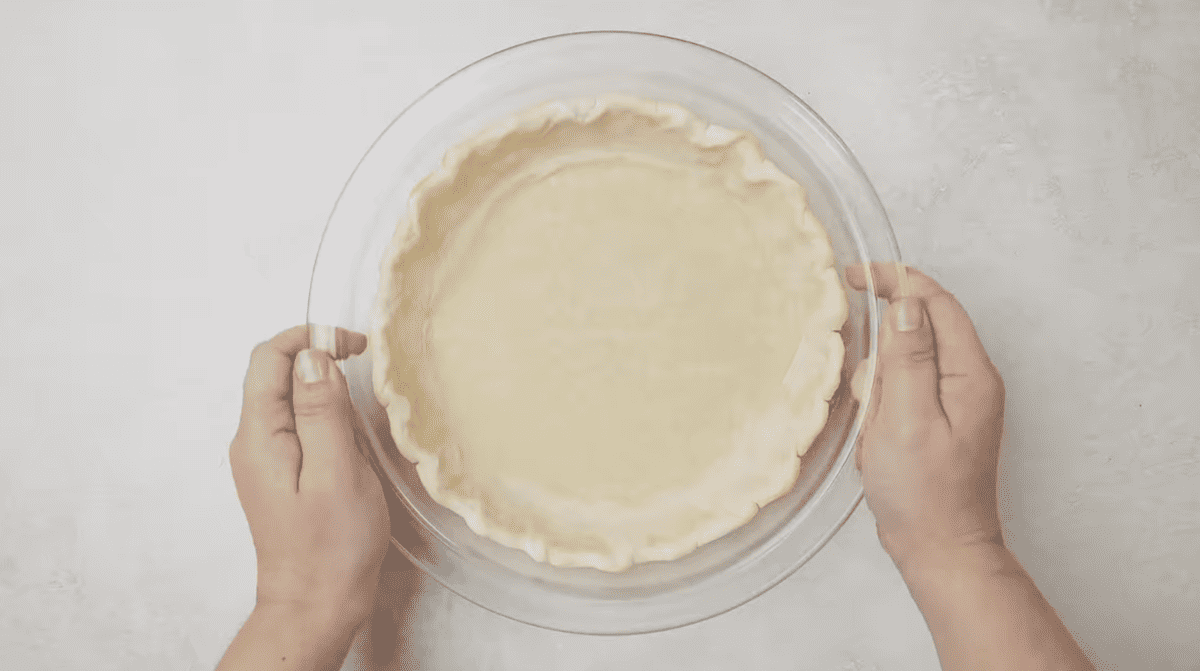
top-left (307, 30), bottom-right (898, 635)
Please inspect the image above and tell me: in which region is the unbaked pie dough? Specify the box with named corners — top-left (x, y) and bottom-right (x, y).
top-left (372, 96), bottom-right (848, 572)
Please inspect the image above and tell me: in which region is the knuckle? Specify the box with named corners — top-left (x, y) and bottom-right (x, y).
top-left (228, 441), bottom-right (253, 485)
top-left (972, 366), bottom-right (1005, 405)
top-left (248, 341), bottom-right (272, 367)
top-left (243, 343), bottom-right (273, 392)
top-left (905, 346), bottom-right (938, 366)
top-left (229, 432), bottom-right (248, 465)
top-left (877, 405), bottom-right (940, 446)
top-left (991, 366), bottom-right (1006, 401)
top-left (930, 290), bottom-right (965, 313)
top-left (294, 386), bottom-right (350, 421)
top-left (292, 392), bottom-right (336, 419)
top-left (891, 421), bottom-right (927, 447)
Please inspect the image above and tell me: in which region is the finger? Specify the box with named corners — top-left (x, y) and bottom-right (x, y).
top-left (234, 326), bottom-right (312, 489)
top-left (847, 263), bottom-right (931, 298)
top-left (845, 263), bottom-right (995, 380)
top-left (854, 365), bottom-right (882, 472)
top-left (240, 325), bottom-right (309, 434)
top-left (309, 323), bottom-right (369, 361)
top-left (851, 343), bottom-right (888, 425)
top-left (235, 325), bottom-right (368, 497)
top-left (350, 402), bottom-right (385, 487)
top-left (921, 292), bottom-right (997, 381)
top-left (853, 352), bottom-right (883, 472)
top-left (851, 359), bottom-right (868, 403)
top-left (293, 349), bottom-right (362, 494)
top-left (239, 325), bottom-right (370, 437)
top-left (875, 297), bottom-right (946, 439)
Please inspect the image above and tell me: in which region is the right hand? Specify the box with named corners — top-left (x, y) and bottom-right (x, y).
top-left (846, 264), bottom-right (1007, 574)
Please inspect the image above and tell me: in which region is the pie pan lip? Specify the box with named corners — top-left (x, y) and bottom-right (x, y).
top-left (307, 30), bottom-right (899, 635)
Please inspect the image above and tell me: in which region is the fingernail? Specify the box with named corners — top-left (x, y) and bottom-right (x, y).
top-left (895, 297), bottom-right (923, 332)
top-left (296, 349), bottom-right (326, 384)
top-left (310, 324), bottom-right (338, 357)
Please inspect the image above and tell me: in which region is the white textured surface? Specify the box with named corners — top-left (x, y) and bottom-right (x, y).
top-left (1, 1), bottom-right (1197, 669)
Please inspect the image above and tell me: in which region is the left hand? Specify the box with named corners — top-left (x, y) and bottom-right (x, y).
top-left (229, 325), bottom-right (390, 639)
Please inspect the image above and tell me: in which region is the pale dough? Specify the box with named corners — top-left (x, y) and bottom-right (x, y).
top-left (372, 96), bottom-right (848, 571)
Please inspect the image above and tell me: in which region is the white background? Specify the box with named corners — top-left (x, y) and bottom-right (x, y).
top-left (2, 1), bottom-right (1198, 669)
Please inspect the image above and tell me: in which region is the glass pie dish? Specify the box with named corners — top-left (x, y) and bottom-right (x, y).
top-left (307, 31), bottom-right (899, 635)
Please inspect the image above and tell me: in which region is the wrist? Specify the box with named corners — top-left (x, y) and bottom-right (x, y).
top-left (894, 536), bottom-right (1012, 590)
top-left (890, 538), bottom-right (1097, 671)
top-left (252, 597), bottom-right (368, 651)
top-left (254, 569), bottom-right (379, 640)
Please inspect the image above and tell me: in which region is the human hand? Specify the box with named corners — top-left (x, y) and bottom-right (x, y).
top-left (846, 265), bottom-right (1006, 575)
top-left (229, 325), bottom-right (390, 640)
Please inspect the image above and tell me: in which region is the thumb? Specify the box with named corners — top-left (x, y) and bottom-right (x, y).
top-left (878, 297), bottom-right (944, 431)
top-left (292, 348), bottom-right (360, 491)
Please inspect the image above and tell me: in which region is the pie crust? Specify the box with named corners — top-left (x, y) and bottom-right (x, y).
top-left (372, 96), bottom-right (848, 571)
